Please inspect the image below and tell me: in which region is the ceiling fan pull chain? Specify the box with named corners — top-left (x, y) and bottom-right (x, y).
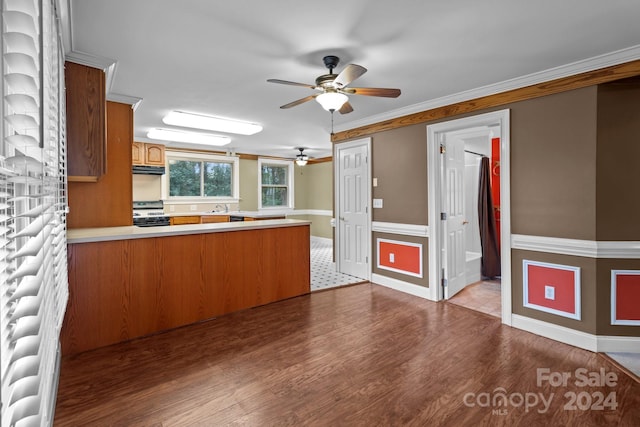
top-left (330, 110), bottom-right (335, 136)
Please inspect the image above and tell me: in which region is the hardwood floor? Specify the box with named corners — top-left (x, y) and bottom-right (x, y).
top-left (54, 283), bottom-right (640, 426)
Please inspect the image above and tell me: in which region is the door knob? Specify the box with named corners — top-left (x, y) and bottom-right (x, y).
top-left (462, 220), bottom-right (469, 225)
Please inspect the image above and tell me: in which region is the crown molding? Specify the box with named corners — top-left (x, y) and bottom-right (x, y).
top-left (107, 93), bottom-right (144, 111)
top-left (335, 44), bottom-right (640, 133)
top-left (54, 0), bottom-right (72, 53)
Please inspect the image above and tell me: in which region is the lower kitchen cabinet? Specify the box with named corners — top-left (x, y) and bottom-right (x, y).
top-left (201, 215), bottom-right (229, 223)
top-left (170, 216), bottom-right (201, 225)
top-left (61, 224), bottom-right (311, 355)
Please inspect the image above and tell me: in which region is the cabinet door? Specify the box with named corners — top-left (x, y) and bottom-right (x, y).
top-left (132, 142), bottom-right (144, 165)
top-left (145, 143), bottom-right (165, 165)
top-left (201, 215), bottom-right (229, 223)
top-left (65, 62), bottom-right (107, 181)
top-left (171, 216), bottom-right (201, 225)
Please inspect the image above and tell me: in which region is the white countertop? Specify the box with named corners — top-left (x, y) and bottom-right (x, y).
top-left (67, 219), bottom-right (311, 244)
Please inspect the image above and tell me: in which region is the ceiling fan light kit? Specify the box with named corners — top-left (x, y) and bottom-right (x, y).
top-left (268, 55), bottom-right (401, 115)
top-left (315, 92), bottom-right (348, 111)
top-left (295, 148), bottom-right (308, 166)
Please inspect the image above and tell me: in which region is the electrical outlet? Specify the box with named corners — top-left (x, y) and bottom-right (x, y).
top-left (169, 205), bottom-right (175, 212)
top-left (389, 253), bottom-right (395, 263)
top-left (373, 198), bottom-right (383, 208)
top-left (190, 205), bottom-right (197, 211)
top-left (544, 285), bottom-right (555, 300)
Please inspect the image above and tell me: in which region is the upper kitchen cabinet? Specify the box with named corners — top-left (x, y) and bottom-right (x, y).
top-left (133, 142), bottom-right (165, 166)
top-left (65, 62), bottom-right (107, 181)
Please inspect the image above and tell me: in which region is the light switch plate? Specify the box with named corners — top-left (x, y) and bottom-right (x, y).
top-left (373, 198), bottom-right (383, 208)
top-left (389, 253), bottom-right (395, 263)
top-left (373, 178), bottom-right (378, 187)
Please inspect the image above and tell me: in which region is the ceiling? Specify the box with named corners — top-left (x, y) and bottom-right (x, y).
top-left (63, 0), bottom-right (640, 160)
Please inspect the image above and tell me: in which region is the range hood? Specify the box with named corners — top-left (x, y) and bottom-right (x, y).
top-left (132, 165), bottom-right (165, 175)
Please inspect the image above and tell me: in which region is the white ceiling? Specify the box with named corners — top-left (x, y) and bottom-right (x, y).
top-left (64, 0), bottom-right (640, 159)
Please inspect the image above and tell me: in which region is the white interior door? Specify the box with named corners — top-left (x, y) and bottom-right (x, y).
top-left (442, 134), bottom-right (467, 298)
top-left (336, 140), bottom-right (370, 280)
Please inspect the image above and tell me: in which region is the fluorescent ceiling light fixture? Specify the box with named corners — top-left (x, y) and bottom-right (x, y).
top-left (315, 92), bottom-right (348, 111)
top-left (163, 111), bottom-right (263, 135)
top-left (147, 128), bottom-right (230, 146)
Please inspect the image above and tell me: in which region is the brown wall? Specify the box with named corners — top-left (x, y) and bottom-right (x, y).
top-left (371, 125), bottom-right (428, 225)
top-left (509, 87), bottom-right (598, 240)
top-left (596, 78), bottom-right (640, 240)
top-left (68, 101), bottom-right (133, 228)
top-left (345, 79), bottom-right (640, 338)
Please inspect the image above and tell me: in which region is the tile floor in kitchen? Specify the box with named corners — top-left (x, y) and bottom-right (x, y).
top-left (310, 236), bottom-right (365, 291)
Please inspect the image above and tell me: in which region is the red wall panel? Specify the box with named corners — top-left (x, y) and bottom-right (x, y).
top-left (612, 271), bottom-right (640, 324)
top-left (378, 240), bottom-right (422, 277)
top-left (524, 260), bottom-right (580, 319)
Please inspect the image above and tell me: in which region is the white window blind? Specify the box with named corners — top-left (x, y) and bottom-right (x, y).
top-left (1, 0), bottom-right (68, 426)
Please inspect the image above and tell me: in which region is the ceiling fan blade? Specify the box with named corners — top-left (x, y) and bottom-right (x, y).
top-left (333, 64), bottom-right (367, 88)
top-left (338, 101), bottom-right (354, 114)
top-left (267, 79), bottom-right (315, 89)
top-left (345, 87), bottom-right (401, 98)
top-left (280, 94), bottom-right (318, 109)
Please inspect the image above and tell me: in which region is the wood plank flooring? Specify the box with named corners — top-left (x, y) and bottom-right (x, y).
top-left (54, 283), bottom-right (640, 426)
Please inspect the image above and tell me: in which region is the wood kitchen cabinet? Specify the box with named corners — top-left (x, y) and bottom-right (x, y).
top-left (65, 61), bottom-right (107, 181)
top-left (62, 223), bottom-right (311, 355)
top-left (132, 141), bottom-right (165, 166)
top-left (132, 141), bottom-right (144, 165)
top-left (67, 101), bottom-right (133, 228)
top-left (244, 215), bottom-right (286, 221)
top-left (201, 215), bottom-right (229, 223)
top-left (170, 216), bottom-right (201, 225)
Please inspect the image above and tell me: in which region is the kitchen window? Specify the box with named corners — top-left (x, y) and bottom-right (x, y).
top-left (164, 152), bottom-right (239, 201)
top-left (259, 158), bottom-right (294, 209)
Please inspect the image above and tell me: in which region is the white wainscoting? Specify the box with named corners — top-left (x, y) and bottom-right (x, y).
top-left (511, 234), bottom-right (640, 258)
top-left (371, 221), bottom-right (429, 237)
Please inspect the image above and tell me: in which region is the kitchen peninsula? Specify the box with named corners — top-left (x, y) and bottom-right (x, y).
top-left (62, 219), bottom-right (311, 355)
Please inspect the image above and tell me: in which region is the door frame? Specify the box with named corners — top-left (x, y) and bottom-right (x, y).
top-left (334, 137), bottom-right (372, 280)
top-left (426, 109), bottom-right (512, 325)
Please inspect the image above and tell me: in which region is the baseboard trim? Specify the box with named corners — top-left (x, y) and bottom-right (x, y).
top-left (596, 335), bottom-right (640, 353)
top-left (512, 314), bottom-right (597, 351)
top-left (371, 273), bottom-right (432, 300)
top-left (512, 314), bottom-right (640, 352)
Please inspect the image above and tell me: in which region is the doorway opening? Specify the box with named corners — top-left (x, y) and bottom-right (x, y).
top-left (426, 110), bottom-right (512, 325)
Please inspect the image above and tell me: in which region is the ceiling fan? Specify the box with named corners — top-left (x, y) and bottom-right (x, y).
top-left (267, 55), bottom-right (401, 114)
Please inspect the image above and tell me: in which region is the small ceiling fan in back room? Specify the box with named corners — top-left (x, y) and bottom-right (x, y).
top-left (267, 55), bottom-right (401, 114)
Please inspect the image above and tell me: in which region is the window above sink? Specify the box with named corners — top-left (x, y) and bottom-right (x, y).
top-left (162, 151), bottom-right (240, 203)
